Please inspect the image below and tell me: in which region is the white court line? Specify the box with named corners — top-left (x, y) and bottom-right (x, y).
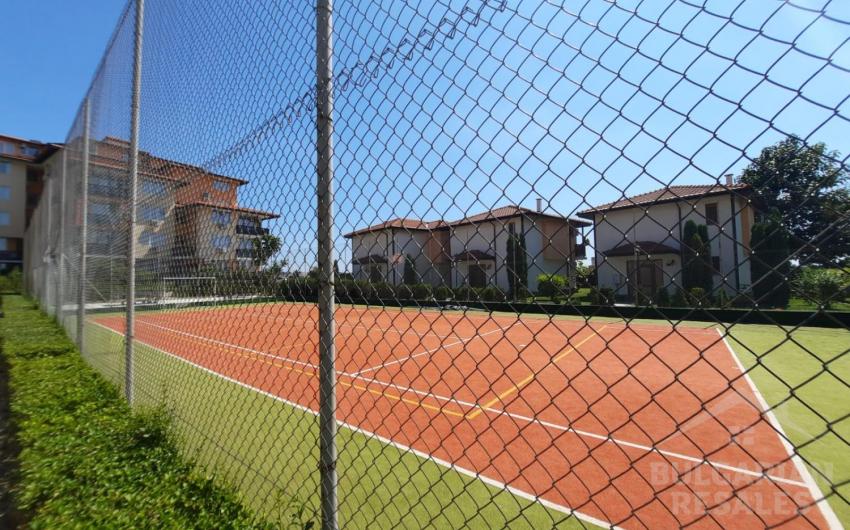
top-left (88, 320), bottom-right (619, 530)
top-left (717, 329), bottom-right (841, 530)
top-left (218, 311), bottom-right (471, 343)
top-left (96, 319), bottom-right (809, 490)
top-left (134, 318), bottom-right (477, 414)
top-left (135, 318), bottom-right (319, 371)
top-left (353, 327), bottom-right (505, 376)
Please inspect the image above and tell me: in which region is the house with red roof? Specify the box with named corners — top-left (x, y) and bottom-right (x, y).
top-left (577, 179), bottom-right (755, 301)
top-left (344, 203), bottom-right (590, 293)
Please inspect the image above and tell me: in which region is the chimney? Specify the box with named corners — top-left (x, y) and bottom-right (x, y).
top-left (536, 198), bottom-right (543, 213)
top-left (724, 173), bottom-right (734, 186)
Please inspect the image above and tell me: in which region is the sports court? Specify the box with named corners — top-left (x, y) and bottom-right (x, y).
top-left (93, 304), bottom-right (835, 529)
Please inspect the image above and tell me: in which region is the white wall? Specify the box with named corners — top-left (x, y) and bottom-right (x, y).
top-left (592, 192), bottom-right (752, 297)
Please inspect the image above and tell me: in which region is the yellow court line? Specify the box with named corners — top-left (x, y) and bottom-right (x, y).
top-left (144, 326), bottom-right (467, 418)
top-left (465, 325), bottom-right (609, 419)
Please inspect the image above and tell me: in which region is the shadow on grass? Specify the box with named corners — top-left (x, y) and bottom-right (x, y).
top-left (0, 337), bottom-right (28, 528)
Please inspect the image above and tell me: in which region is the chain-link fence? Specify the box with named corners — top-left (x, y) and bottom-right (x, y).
top-left (21, 0), bottom-right (850, 528)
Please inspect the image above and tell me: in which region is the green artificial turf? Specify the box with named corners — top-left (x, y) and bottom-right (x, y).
top-left (725, 324), bottom-right (850, 526)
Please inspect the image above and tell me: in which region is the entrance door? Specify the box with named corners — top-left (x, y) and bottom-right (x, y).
top-left (468, 263), bottom-right (487, 287)
top-left (627, 259), bottom-right (662, 303)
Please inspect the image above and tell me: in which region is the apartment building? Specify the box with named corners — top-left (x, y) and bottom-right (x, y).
top-left (0, 134), bottom-right (60, 272)
top-left (17, 132), bottom-right (277, 286)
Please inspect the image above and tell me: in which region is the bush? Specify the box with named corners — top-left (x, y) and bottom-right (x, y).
top-left (396, 283), bottom-right (414, 299)
top-left (537, 274), bottom-right (569, 300)
top-left (454, 286), bottom-right (475, 301)
top-left (688, 287), bottom-right (708, 306)
top-left (671, 288), bottom-right (687, 307)
top-left (480, 286), bottom-right (501, 302)
top-left (0, 295), bottom-right (278, 528)
top-left (0, 268), bottom-right (22, 293)
top-left (434, 285), bottom-right (452, 301)
top-left (373, 282), bottom-right (395, 299)
top-left (793, 267), bottom-right (850, 309)
top-left (655, 287), bottom-right (671, 307)
top-left (591, 287), bottom-right (615, 305)
top-left (716, 289), bottom-right (731, 308)
top-left (411, 283), bottom-right (433, 300)
top-left (512, 285), bottom-right (531, 301)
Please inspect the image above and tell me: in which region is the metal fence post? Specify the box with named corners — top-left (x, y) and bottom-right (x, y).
top-left (57, 149), bottom-right (67, 325)
top-left (77, 98), bottom-right (90, 350)
top-left (125, 0), bottom-right (145, 405)
top-left (43, 164), bottom-right (53, 314)
top-left (316, 0), bottom-right (337, 528)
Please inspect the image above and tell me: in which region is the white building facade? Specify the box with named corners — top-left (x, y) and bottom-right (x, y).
top-left (345, 206), bottom-right (589, 293)
top-left (579, 183), bottom-right (755, 301)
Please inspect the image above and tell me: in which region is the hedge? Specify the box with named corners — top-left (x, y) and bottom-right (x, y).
top-left (0, 295), bottom-right (294, 529)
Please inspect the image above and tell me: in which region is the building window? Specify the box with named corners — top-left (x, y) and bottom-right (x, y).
top-left (705, 203), bottom-right (719, 225)
top-left (21, 146), bottom-right (39, 157)
top-left (711, 256), bottom-right (721, 272)
top-left (0, 212), bottom-right (9, 226)
top-left (212, 180), bottom-right (230, 192)
top-left (211, 235), bottom-right (231, 250)
top-left (0, 142), bottom-right (13, 155)
top-left (140, 205), bottom-right (166, 222)
top-left (0, 162), bottom-right (10, 174)
top-left (0, 238), bottom-right (7, 251)
top-left (141, 179), bottom-right (166, 197)
top-left (0, 186), bottom-right (10, 200)
top-left (140, 231), bottom-right (166, 248)
top-left (211, 210), bottom-right (231, 226)
top-left (89, 202), bottom-right (115, 224)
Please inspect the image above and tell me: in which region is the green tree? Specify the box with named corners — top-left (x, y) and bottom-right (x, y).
top-left (682, 220), bottom-right (713, 295)
top-left (403, 254), bottom-right (417, 285)
top-left (574, 262), bottom-right (594, 288)
top-left (740, 136), bottom-right (850, 266)
top-left (506, 232), bottom-right (528, 299)
top-left (750, 211), bottom-right (791, 308)
top-left (252, 234), bottom-right (281, 266)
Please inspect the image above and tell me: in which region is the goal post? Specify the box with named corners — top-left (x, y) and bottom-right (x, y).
top-left (159, 276), bottom-right (218, 302)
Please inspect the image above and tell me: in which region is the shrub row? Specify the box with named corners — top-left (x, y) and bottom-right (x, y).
top-left (0, 295), bottom-right (281, 528)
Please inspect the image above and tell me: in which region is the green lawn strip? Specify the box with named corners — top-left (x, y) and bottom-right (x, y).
top-left (0, 296), bottom-right (278, 529)
top-left (80, 322), bottom-right (604, 529)
top-left (725, 324), bottom-right (850, 525)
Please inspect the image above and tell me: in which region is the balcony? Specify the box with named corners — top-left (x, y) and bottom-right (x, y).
top-left (235, 248), bottom-right (255, 259)
top-left (235, 225), bottom-right (268, 236)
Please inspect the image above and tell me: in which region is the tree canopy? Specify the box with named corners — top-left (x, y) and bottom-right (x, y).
top-left (740, 136), bottom-right (849, 266)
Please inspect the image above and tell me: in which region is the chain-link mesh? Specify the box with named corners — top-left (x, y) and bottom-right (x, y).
top-left (20, 0), bottom-right (850, 528)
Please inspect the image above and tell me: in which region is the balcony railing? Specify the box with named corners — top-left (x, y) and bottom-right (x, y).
top-left (0, 251), bottom-right (23, 262)
top-left (235, 225), bottom-right (268, 236)
top-left (235, 249), bottom-right (255, 259)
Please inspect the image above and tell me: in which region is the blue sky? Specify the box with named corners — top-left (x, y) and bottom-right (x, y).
top-left (9, 0), bottom-right (850, 270)
top-left (0, 0), bottom-right (126, 143)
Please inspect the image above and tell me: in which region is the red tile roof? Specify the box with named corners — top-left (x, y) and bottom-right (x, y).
top-left (343, 218), bottom-right (445, 237)
top-left (577, 183), bottom-right (750, 218)
top-left (452, 249), bottom-right (496, 261)
top-left (602, 241), bottom-right (680, 257)
top-left (447, 205), bottom-right (590, 228)
top-left (175, 202), bottom-right (280, 219)
top-left (343, 205), bottom-right (590, 238)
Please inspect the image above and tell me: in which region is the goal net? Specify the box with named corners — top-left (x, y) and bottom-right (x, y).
top-left (159, 276), bottom-right (218, 303)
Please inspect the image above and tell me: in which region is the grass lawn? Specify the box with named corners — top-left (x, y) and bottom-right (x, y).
top-left (82, 323), bottom-right (598, 529)
top-left (726, 324), bottom-right (850, 525)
